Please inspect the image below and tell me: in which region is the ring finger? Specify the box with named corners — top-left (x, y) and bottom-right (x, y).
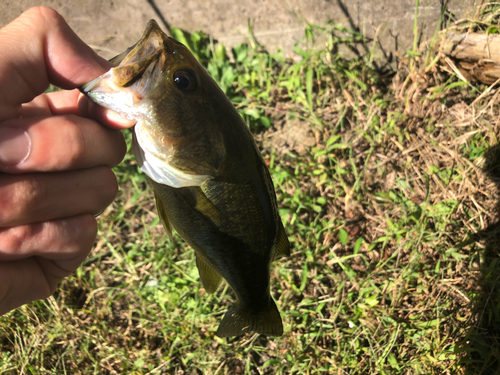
top-left (0, 166), bottom-right (118, 227)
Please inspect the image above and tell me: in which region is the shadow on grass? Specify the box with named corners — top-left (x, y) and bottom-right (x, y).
top-left (459, 144), bottom-right (500, 374)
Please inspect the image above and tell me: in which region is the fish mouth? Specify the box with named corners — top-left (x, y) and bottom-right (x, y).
top-left (80, 20), bottom-right (170, 120)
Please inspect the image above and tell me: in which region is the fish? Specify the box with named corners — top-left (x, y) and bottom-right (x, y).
top-left (80, 20), bottom-right (290, 337)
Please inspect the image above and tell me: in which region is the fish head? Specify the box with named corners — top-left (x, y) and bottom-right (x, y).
top-left (81, 20), bottom-right (227, 186)
top-left (82, 19), bottom-right (212, 138)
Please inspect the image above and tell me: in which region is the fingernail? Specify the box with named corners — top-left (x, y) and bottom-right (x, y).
top-left (0, 127), bottom-right (31, 166)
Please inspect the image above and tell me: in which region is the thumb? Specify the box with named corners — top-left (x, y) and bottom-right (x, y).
top-left (0, 7), bottom-right (112, 122)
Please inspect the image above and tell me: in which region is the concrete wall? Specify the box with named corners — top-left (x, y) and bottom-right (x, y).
top-left (1, 0), bottom-right (477, 60)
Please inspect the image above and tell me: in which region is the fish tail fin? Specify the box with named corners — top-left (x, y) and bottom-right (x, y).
top-left (215, 299), bottom-right (283, 337)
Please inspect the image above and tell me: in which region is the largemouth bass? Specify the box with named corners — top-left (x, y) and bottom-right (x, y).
top-left (80, 20), bottom-right (290, 337)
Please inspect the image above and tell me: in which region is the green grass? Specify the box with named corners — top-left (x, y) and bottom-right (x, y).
top-left (2, 4), bottom-right (500, 374)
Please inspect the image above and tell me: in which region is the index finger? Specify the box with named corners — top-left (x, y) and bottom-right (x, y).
top-left (21, 90), bottom-right (136, 129)
top-left (0, 6), bottom-right (112, 122)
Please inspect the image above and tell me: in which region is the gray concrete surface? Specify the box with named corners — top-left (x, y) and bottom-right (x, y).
top-left (1, 0), bottom-right (477, 61)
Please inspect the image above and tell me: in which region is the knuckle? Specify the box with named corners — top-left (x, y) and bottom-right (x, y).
top-left (27, 6), bottom-right (64, 25)
top-left (23, 7), bottom-right (65, 34)
top-left (43, 216), bottom-right (96, 256)
top-left (78, 215), bottom-right (98, 250)
top-left (104, 169), bottom-right (119, 202)
top-left (0, 185), bottom-right (15, 226)
top-left (0, 225), bottom-right (32, 254)
top-left (0, 177), bottom-right (46, 226)
top-left (63, 214), bottom-right (97, 248)
top-left (41, 286), bottom-right (54, 299)
top-left (109, 131), bottom-right (127, 167)
top-left (19, 178), bottom-right (47, 215)
top-left (92, 167), bottom-right (118, 212)
top-left (64, 115), bottom-right (87, 167)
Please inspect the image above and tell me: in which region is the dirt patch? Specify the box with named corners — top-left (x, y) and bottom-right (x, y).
top-left (262, 116), bottom-right (316, 155)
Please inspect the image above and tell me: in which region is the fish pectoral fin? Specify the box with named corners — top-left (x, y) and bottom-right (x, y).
top-left (195, 254), bottom-right (222, 294)
top-left (132, 128), bottom-right (145, 168)
top-left (194, 188), bottom-right (226, 229)
top-left (273, 222), bottom-right (291, 260)
top-left (154, 190), bottom-right (173, 238)
top-left (216, 299), bottom-right (283, 337)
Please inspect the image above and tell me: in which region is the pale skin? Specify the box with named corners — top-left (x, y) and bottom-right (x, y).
top-left (0, 7), bottom-right (136, 315)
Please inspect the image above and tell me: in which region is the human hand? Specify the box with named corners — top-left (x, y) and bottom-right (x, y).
top-left (0, 7), bottom-right (136, 315)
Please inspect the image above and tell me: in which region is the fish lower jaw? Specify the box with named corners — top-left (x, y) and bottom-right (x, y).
top-left (82, 75), bottom-right (144, 121)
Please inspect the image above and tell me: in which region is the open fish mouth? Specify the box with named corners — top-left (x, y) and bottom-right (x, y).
top-left (80, 20), bottom-right (171, 121)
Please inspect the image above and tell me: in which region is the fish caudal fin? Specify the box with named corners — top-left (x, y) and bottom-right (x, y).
top-left (215, 299), bottom-right (283, 337)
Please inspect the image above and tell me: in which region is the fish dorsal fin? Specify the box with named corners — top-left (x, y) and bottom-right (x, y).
top-left (154, 190), bottom-right (173, 238)
top-left (274, 223), bottom-right (290, 260)
top-left (195, 254), bottom-right (222, 294)
top-left (194, 188), bottom-right (226, 229)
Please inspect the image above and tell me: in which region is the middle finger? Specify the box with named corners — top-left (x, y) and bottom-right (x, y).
top-left (0, 114), bottom-right (126, 173)
top-left (21, 90), bottom-right (136, 130)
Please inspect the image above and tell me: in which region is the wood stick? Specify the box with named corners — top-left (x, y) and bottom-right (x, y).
top-left (439, 32), bottom-right (500, 84)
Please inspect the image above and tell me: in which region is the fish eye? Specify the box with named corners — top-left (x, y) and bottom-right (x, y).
top-left (173, 70), bottom-right (197, 92)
